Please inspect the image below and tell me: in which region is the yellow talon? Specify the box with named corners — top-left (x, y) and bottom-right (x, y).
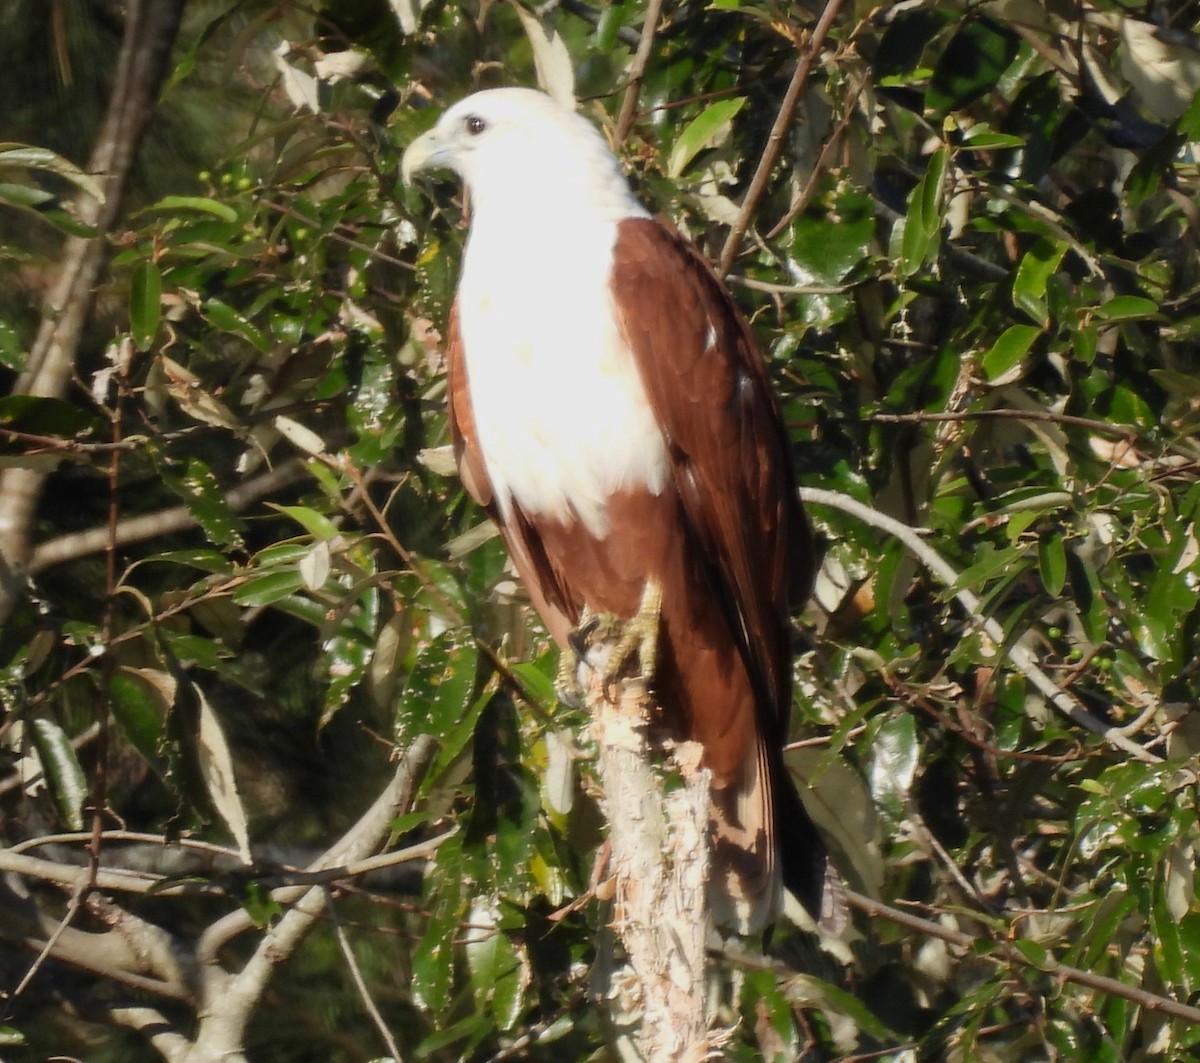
top-left (560, 581), bottom-right (663, 700)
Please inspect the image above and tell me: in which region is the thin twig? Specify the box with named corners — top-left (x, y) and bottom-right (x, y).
top-left (331, 906), bottom-right (405, 1062)
top-left (718, 0), bottom-right (846, 275)
top-left (730, 276), bottom-right (857, 297)
top-left (614, 0), bottom-right (665, 144)
top-left (765, 75), bottom-right (865, 240)
top-left (868, 408), bottom-right (1144, 443)
top-left (7, 882), bottom-right (87, 1003)
top-left (10, 829), bottom-right (243, 858)
top-left (799, 487), bottom-right (1160, 763)
top-left (842, 889), bottom-right (1200, 1026)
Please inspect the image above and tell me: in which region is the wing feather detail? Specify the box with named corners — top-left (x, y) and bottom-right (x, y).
top-left (445, 305), bottom-right (492, 510)
top-left (609, 218), bottom-right (814, 736)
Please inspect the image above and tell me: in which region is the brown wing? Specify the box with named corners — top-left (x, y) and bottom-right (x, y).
top-left (609, 218), bottom-right (814, 737)
top-left (445, 305), bottom-right (491, 510)
top-left (610, 219), bottom-right (831, 925)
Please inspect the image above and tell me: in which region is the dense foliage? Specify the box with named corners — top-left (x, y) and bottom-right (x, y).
top-left (2, 1), bottom-right (1200, 1059)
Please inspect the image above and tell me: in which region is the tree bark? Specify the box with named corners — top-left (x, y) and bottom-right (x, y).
top-left (580, 657), bottom-right (721, 1060)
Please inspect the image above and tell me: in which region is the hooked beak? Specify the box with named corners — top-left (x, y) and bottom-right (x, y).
top-left (401, 128), bottom-right (449, 185)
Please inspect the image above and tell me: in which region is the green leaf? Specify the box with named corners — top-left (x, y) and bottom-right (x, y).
top-left (232, 569), bottom-right (306, 607)
top-left (667, 97), bottom-right (746, 177)
top-left (868, 712), bottom-right (918, 818)
top-left (108, 668), bottom-right (171, 766)
top-left (414, 1013), bottom-right (490, 1058)
top-left (927, 17), bottom-right (1019, 114)
top-left (148, 194), bottom-right (239, 221)
top-left (1038, 534), bottom-right (1067, 597)
top-left (981, 323), bottom-right (1041, 381)
top-left (203, 297), bottom-right (269, 352)
top-left (948, 542), bottom-right (1027, 596)
top-left (412, 840), bottom-right (467, 1017)
top-left (397, 633), bottom-right (480, 764)
top-left (160, 457), bottom-right (245, 549)
top-left (464, 897), bottom-right (525, 1030)
top-left (30, 718), bottom-right (88, 831)
top-left (0, 395), bottom-right (101, 438)
top-left (269, 503), bottom-right (340, 541)
top-left (320, 604), bottom-right (377, 728)
top-left (0, 143), bottom-right (105, 200)
top-left (1094, 295), bottom-right (1160, 323)
top-left (130, 258), bottom-right (162, 351)
top-left (238, 880), bottom-right (283, 928)
top-left (788, 187), bottom-right (874, 285)
top-left (0, 182), bottom-right (54, 209)
top-left (1013, 238), bottom-right (1067, 326)
top-left (896, 148), bottom-right (948, 279)
top-left (958, 125), bottom-right (1025, 149)
top-left (1010, 939), bottom-right (1056, 971)
top-left (0, 317), bottom-right (25, 372)
top-left (0, 179), bottom-right (98, 235)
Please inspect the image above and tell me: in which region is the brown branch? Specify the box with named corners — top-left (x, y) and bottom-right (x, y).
top-left (718, 0), bottom-right (846, 276)
top-left (614, 0), bottom-right (666, 145)
top-left (765, 75), bottom-right (865, 241)
top-left (868, 408), bottom-right (1144, 442)
top-left (843, 890), bottom-right (1200, 1027)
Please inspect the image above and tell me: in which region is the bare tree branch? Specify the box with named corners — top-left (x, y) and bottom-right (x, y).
top-left (331, 907), bottom-right (405, 1062)
top-left (841, 890), bottom-right (1200, 1027)
top-left (28, 458), bottom-right (310, 574)
top-left (185, 735), bottom-right (438, 1062)
top-left (106, 1006), bottom-right (193, 1063)
top-left (718, 0), bottom-right (845, 276)
top-left (614, 0), bottom-right (665, 145)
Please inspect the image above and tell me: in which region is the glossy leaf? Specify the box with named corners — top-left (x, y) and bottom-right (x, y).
top-left (981, 323), bottom-right (1040, 381)
top-left (29, 719), bottom-right (87, 831)
top-left (130, 258), bottom-right (162, 351)
top-left (667, 97), bottom-right (746, 178)
top-left (1013, 238), bottom-right (1067, 326)
top-left (927, 17), bottom-right (1019, 114)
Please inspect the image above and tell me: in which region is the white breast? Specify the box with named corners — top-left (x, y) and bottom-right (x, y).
top-left (458, 219), bottom-right (668, 538)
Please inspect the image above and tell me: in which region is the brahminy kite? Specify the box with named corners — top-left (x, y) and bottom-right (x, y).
top-left (402, 87), bottom-right (830, 932)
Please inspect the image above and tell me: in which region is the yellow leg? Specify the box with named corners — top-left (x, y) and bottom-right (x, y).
top-left (558, 581), bottom-right (663, 702)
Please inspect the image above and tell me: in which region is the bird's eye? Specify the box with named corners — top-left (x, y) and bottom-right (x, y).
top-left (464, 114), bottom-right (487, 136)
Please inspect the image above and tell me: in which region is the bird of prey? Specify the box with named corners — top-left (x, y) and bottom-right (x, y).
top-left (402, 88), bottom-right (830, 932)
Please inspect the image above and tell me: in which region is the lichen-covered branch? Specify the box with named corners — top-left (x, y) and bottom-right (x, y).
top-left (579, 661), bottom-right (719, 1060)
